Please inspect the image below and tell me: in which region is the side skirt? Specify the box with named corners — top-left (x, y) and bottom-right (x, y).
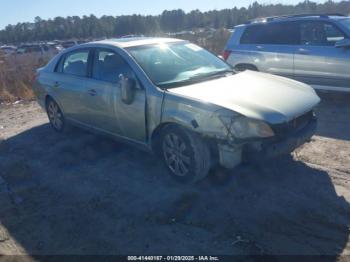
top-left (66, 117), bottom-right (152, 153)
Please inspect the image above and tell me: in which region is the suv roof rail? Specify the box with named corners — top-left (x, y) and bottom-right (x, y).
top-left (247, 13), bottom-right (347, 24)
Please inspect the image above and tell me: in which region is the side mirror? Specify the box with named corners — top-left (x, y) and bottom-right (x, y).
top-left (335, 38), bottom-right (350, 48)
top-left (119, 74), bottom-right (136, 105)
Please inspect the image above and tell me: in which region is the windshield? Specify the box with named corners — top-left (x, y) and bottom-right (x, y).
top-left (339, 18), bottom-right (350, 32)
top-left (127, 42), bottom-right (233, 88)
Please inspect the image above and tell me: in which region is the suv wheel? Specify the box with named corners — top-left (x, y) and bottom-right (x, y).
top-left (46, 98), bottom-right (65, 132)
top-left (160, 125), bottom-right (211, 183)
top-left (235, 64), bottom-right (258, 72)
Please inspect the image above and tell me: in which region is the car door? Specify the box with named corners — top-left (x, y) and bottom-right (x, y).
top-left (50, 48), bottom-right (92, 123)
top-left (238, 22), bottom-right (296, 78)
top-left (294, 20), bottom-right (350, 88)
top-left (83, 48), bottom-right (147, 142)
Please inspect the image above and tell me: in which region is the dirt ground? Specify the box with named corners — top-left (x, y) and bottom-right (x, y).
top-left (0, 92), bottom-right (349, 259)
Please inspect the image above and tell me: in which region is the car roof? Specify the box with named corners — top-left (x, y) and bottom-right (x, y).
top-left (238, 13), bottom-right (349, 27)
top-left (90, 37), bottom-right (184, 48)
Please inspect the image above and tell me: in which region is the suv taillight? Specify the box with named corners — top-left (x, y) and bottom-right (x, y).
top-left (223, 50), bottom-right (231, 61)
top-left (33, 69), bottom-right (41, 82)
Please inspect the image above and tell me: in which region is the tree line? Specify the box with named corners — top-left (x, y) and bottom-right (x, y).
top-left (1, 0), bottom-right (350, 44)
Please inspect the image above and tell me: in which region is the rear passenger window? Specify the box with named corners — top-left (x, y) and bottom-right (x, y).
top-left (241, 22), bottom-right (299, 45)
top-left (62, 50), bottom-right (89, 77)
top-left (240, 25), bottom-right (265, 44)
top-left (92, 49), bottom-right (135, 83)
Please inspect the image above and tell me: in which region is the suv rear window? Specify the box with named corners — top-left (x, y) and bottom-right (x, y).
top-left (241, 22), bottom-right (299, 45)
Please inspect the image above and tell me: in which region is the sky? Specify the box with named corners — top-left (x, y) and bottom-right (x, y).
top-left (0, 0), bottom-right (336, 29)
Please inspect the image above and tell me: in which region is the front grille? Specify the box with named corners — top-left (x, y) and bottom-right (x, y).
top-left (272, 111), bottom-right (314, 138)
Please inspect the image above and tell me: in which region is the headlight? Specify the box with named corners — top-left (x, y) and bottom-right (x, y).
top-left (220, 116), bottom-right (275, 139)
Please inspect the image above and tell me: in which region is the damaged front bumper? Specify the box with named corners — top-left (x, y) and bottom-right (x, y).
top-left (217, 117), bottom-right (318, 168)
top-left (244, 118), bottom-right (317, 162)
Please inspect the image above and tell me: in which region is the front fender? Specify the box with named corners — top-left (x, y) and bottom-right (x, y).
top-left (161, 108), bottom-right (198, 130)
top-left (161, 92), bottom-right (237, 140)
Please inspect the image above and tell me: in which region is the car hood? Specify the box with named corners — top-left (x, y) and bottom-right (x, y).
top-left (168, 71), bottom-right (321, 124)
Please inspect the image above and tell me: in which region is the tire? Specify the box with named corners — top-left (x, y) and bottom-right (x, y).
top-left (160, 125), bottom-right (211, 183)
top-left (46, 98), bottom-right (65, 132)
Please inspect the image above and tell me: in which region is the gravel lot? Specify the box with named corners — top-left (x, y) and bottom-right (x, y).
top-left (0, 92), bottom-right (349, 259)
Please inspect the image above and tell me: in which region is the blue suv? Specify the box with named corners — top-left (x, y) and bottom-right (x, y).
top-left (224, 14), bottom-right (350, 92)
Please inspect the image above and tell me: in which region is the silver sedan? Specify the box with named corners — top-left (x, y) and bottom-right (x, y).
top-left (33, 37), bottom-right (320, 183)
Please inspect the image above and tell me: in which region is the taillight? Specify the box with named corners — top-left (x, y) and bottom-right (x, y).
top-left (33, 69), bottom-right (41, 82)
top-left (222, 50), bottom-right (231, 61)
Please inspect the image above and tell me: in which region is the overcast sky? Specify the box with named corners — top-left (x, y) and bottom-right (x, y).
top-left (0, 0), bottom-right (339, 29)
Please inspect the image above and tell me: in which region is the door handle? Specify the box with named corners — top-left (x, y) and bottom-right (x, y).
top-left (298, 48), bottom-right (309, 54)
top-left (256, 45), bottom-right (264, 50)
top-left (53, 81), bottom-right (60, 88)
top-left (88, 89), bottom-right (97, 96)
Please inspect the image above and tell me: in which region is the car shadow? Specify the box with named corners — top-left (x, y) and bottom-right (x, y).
top-left (315, 92), bottom-right (350, 141)
top-left (0, 123), bottom-right (349, 258)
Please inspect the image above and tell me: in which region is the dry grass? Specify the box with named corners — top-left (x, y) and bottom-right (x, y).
top-left (178, 28), bottom-right (232, 55)
top-left (0, 54), bottom-right (49, 102)
top-left (156, 28), bottom-right (231, 55)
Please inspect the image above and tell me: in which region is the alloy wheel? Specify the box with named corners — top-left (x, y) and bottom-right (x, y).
top-left (162, 133), bottom-right (191, 177)
top-left (47, 101), bottom-right (63, 130)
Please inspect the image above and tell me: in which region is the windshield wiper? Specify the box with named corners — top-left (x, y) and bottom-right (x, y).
top-left (158, 69), bottom-right (235, 89)
top-left (158, 78), bottom-right (202, 89)
top-left (185, 69), bottom-right (234, 81)
top-left (205, 69), bottom-right (235, 78)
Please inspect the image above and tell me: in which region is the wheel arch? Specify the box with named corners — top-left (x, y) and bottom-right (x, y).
top-left (154, 122), bottom-right (213, 182)
top-left (150, 122), bottom-right (219, 164)
top-left (45, 94), bottom-right (54, 106)
top-left (234, 63), bottom-right (259, 72)
top-left (44, 94), bottom-right (66, 115)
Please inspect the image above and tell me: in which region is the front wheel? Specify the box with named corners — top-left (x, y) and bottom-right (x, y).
top-left (160, 125), bottom-right (211, 183)
top-left (46, 98), bottom-right (65, 132)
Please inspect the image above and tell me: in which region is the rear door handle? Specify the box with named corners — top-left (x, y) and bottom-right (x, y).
top-left (256, 45), bottom-right (264, 50)
top-left (88, 89), bottom-right (97, 96)
top-left (53, 81), bottom-right (60, 88)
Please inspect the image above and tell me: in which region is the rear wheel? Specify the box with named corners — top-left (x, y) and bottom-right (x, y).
top-left (46, 98), bottom-right (65, 132)
top-left (160, 125), bottom-right (211, 183)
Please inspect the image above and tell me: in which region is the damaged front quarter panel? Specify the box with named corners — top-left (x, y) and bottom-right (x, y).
top-left (161, 92), bottom-right (240, 140)
top-left (161, 92), bottom-right (244, 168)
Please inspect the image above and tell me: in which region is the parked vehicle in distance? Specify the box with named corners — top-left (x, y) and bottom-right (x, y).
top-left (16, 44), bottom-right (62, 54)
top-left (61, 41), bottom-right (79, 49)
top-left (0, 45), bottom-right (16, 57)
top-left (16, 44), bottom-right (61, 59)
top-left (224, 14), bottom-right (350, 92)
top-left (46, 42), bottom-right (64, 53)
top-left (33, 38), bottom-right (320, 183)
top-left (16, 44), bottom-right (42, 54)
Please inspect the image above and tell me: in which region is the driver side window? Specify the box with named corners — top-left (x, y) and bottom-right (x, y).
top-left (300, 21), bottom-right (345, 46)
top-left (92, 49), bottom-right (135, 83)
